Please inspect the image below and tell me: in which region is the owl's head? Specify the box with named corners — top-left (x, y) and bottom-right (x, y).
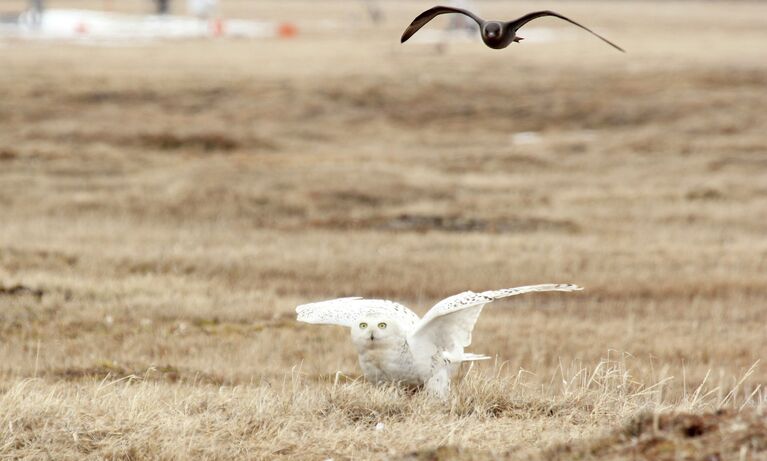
top-left (350, 315), bottom-right (405, 348)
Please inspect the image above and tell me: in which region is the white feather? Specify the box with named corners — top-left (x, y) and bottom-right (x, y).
top-left (296, 297), bottom-right (419, 329)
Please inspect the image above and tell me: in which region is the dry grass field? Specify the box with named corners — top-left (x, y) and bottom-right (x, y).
top-left (1, 0), bottom-right (766, 459)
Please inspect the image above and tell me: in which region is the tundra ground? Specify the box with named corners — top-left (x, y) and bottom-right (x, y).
top-left (1, 1), bottom-right (766, 459)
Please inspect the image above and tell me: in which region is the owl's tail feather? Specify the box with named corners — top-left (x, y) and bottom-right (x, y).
top-left (462, 353), bottom-right (491, 362)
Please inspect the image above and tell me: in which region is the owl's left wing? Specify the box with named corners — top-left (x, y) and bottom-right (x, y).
top-left (296, 297), bottom-right (420, 330)
top-left (409, 284), bottom-right (582, 352)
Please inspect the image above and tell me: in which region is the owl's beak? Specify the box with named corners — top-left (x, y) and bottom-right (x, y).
top-left (369, 332), bottom-right (375, 341)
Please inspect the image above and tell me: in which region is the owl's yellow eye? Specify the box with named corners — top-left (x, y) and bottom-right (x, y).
top-left (359, 322), bottom-right (368, 329)
top-left (378, 322), bottom-right (387, 329)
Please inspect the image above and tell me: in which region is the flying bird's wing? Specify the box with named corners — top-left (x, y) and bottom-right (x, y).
top-left (409, 284), bottom-right (582, 353)
top-left (401, 6), bottom-right (483, 43)
top-left (509, 10), bottom-right (624, 52)
top-left (296, 297), bottom-right (420, 330)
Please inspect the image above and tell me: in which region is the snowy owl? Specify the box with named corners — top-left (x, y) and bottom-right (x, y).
top-left (296, 283), bottom-right (581, 397)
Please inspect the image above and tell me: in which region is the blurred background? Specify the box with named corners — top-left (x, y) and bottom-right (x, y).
top-left (0, 0), bottom-right (766, 455)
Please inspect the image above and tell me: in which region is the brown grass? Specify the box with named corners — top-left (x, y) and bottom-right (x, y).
top-left (1, 0), bottom-right (766, 459)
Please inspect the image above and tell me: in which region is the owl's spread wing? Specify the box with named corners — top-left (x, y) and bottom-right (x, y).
top-left (409, 284), bottom-right (582, 351)
top-left (296, 297), bottom-right (420, 329)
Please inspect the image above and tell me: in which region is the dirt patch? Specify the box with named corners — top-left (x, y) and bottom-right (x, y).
top-left (403, 410), bottom-right (767, 460)
top-left (546, 410), bottom-right (767, 461)
top-left (708, 156), bottom-right (767, 172)
top-left (137, 132), bottom-right (240, 152)
top-left (0, 148), bottom-right (18, 161)
top-left (375, 214), bottom-right (579, 234)
top-left (0, 284), bottom-right (44, 299)
top-left (69, 89), bottom-right (161, 105)
top-left (33, 130), bottom-right (277, 154)
top-left (309, 214), bottom-right (578, 234)
top-left (686, 187), bottom-right (726, 201)
top-left (0, 248), bottom-right (79, 272)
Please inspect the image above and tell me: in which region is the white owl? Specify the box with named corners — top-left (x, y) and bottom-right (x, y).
top-left (296, 283), bottom-right (582, 397)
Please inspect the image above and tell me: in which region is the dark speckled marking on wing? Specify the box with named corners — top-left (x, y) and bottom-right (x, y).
top-left (411, 284), bottom-right (583, 343)
top-left (296, 297), bottom-right (420, 329)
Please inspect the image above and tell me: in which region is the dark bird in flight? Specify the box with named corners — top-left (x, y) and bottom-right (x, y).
top-left (401, 6), bottom-right (625, 52)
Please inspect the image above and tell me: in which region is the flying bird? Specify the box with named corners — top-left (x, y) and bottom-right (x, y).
top-left (401, 6), bottom-right (624, 52)
top-left (296, 283), bottom-right (582, 397)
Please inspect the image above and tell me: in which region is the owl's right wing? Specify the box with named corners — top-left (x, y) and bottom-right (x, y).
top-left (409, 284), bottom-right (582, 353)
top-left (296, 297), bottom-right (420, 329)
